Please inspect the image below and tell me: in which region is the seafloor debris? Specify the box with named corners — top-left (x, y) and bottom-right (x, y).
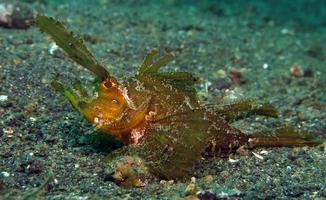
top-left (229, 67), bottom-right (246, 85)
top-left (0, 3), bottom-right (34, 29)
top-left (290, 63), bottom-right (304, 77)
top-left (209, 77), bottom-right (233, 90)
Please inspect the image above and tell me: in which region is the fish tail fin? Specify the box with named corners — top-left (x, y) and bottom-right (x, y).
top-left (250, 127), bottom-right (323, 147)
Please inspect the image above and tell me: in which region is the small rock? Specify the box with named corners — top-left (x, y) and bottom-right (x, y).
top-left (3, 128), bottom-right (14, 135)
top-left (0, 96), bottom-right (12, 108)
top-left (281, 28), bottom-right (294, 35)
top-left (0, 3), bottom-right (34, 29)
top-left (213, 69), bottom-right (226, 78)
top-left (0, 171), bottom-right (9, 177)
top-left (111, 156), bottom-right (150, 187)
top-left (209, 77), bottom-right (232, 90)
top-left (290, 64), bottom-right (304, 77)
top-left (262, 63), bottom-right (269, 69)
top-left (185, 183), bottom-right (198, 195)
top-left (236, 145), bottom-right (249, 155)
top-left (228, 158), bottom-right (239, 164)
top-left (252, 152), bottom-right (264, 160)
top-left (0, 95), bottom-right (8, 102)
top-left (217, 189), bottom-right (242, 199)
top-left (219, 171), bottom-right (229, 180)
top-left (229, 68), bottom-right (246, 85)
top-left (48, 42), bottom-right (59, 55)
top-left (191, 177), bottom-right (196, 183)
top-left (221, 88), bottom-right (244, 103)
top-left (197, 190), bottom-right (218, 200)
top-left (48, 42), bottom-right (65, 59)
top-left (202, 175), bottom-right (214, 183)
top-left (259, 150), bottom-right (269, 155)
top-left (27, 160), bottom-right (43, 175)
top-left (303, 69), bottom-right (313, 77)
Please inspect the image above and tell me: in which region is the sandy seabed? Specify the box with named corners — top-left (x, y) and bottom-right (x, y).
top-left (0, 1), bottom-right (325, 199)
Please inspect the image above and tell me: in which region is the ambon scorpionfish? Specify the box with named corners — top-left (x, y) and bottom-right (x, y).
top-left (36, 15), bottom-right (322, 186)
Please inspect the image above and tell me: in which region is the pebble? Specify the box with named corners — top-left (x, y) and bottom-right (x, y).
top-left (303, 69), bottom-right (313, 77)
top-left (0, 171), bottom-right (9, 177)
top-left (213, 69), bottom-right (226, 79)
top-left (48, 42), bottom-right (59, 55)
top-left (281, 28), bottom-right (294, 35)
top-left (228, 158), bottom-right (240, 164)
top-left (263, 63), bottom-right (269, 69)
top-left (202, 175), bottom-right (214, 183)
top-left (209, 77), bottom-right (232, 90)
top-left (190, 177), bottom-right (196, 183)
top-left (196, 190), bottom-right (217, 200)
top-left (229, 68), bottom-right (246, 85)
top-left (260, 150), bottom-right (269, 155)
top-left (290, 64), bottom-right (304, 77)
top-left (185, 183), bottom-right (197, 195)
top-left (252, 152), bottom-right (264, 160)
top-left (0, 95), bottom-right (8, 102)
top-left (0, 3), bottom-right (34, 29)
top-left (221, 88), bottom-right (244, 103)
top-left (217, 189), bottom-right (242, 199)
top-left (26, 160), bottom-right (43, 174)
top-left (3, 128), bottom-right (14, 135)
top-left (48, 42), bottom-right (65, 58)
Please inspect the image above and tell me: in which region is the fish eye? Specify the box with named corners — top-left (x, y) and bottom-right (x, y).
top-left (104, 80), bottom-right (112, 88)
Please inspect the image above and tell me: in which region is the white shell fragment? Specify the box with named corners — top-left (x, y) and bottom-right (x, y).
top-left (259, 150), bottom-right (269, 155)
top-left (252, 152), bottom-right (264, 160)
top-left (228, 158), bottom-right (240, 164)
top-left (1, 171), bottom-right (10, 177)
top-left (0, 95), bottom-right (8, 102)
top-left (48, 42), bottom-right (59, 55)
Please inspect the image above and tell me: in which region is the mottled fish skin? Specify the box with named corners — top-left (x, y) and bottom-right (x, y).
top-left (36, 14), bottom-right (323, 182)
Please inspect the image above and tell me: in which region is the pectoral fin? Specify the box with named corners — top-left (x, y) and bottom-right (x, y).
top-left (51, 80), bottom-right (87, 112)
top-left (137, 110), bottom-right (212, 179)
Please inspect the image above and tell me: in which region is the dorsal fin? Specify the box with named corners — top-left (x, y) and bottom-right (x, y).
top-left (35, 14), bottom-right (110, 80)
top-left (138, 49), bottom-right (200, 92)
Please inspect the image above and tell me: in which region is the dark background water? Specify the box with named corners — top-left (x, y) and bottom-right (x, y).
top-left (41, 0), bottom-right (326, 28)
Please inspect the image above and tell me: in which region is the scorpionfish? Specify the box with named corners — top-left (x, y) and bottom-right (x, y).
top-left (36, 15), bottom-right (322, 186)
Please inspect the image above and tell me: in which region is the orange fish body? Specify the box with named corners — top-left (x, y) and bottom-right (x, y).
top-left (81, 73), bottom-right (203, 145)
